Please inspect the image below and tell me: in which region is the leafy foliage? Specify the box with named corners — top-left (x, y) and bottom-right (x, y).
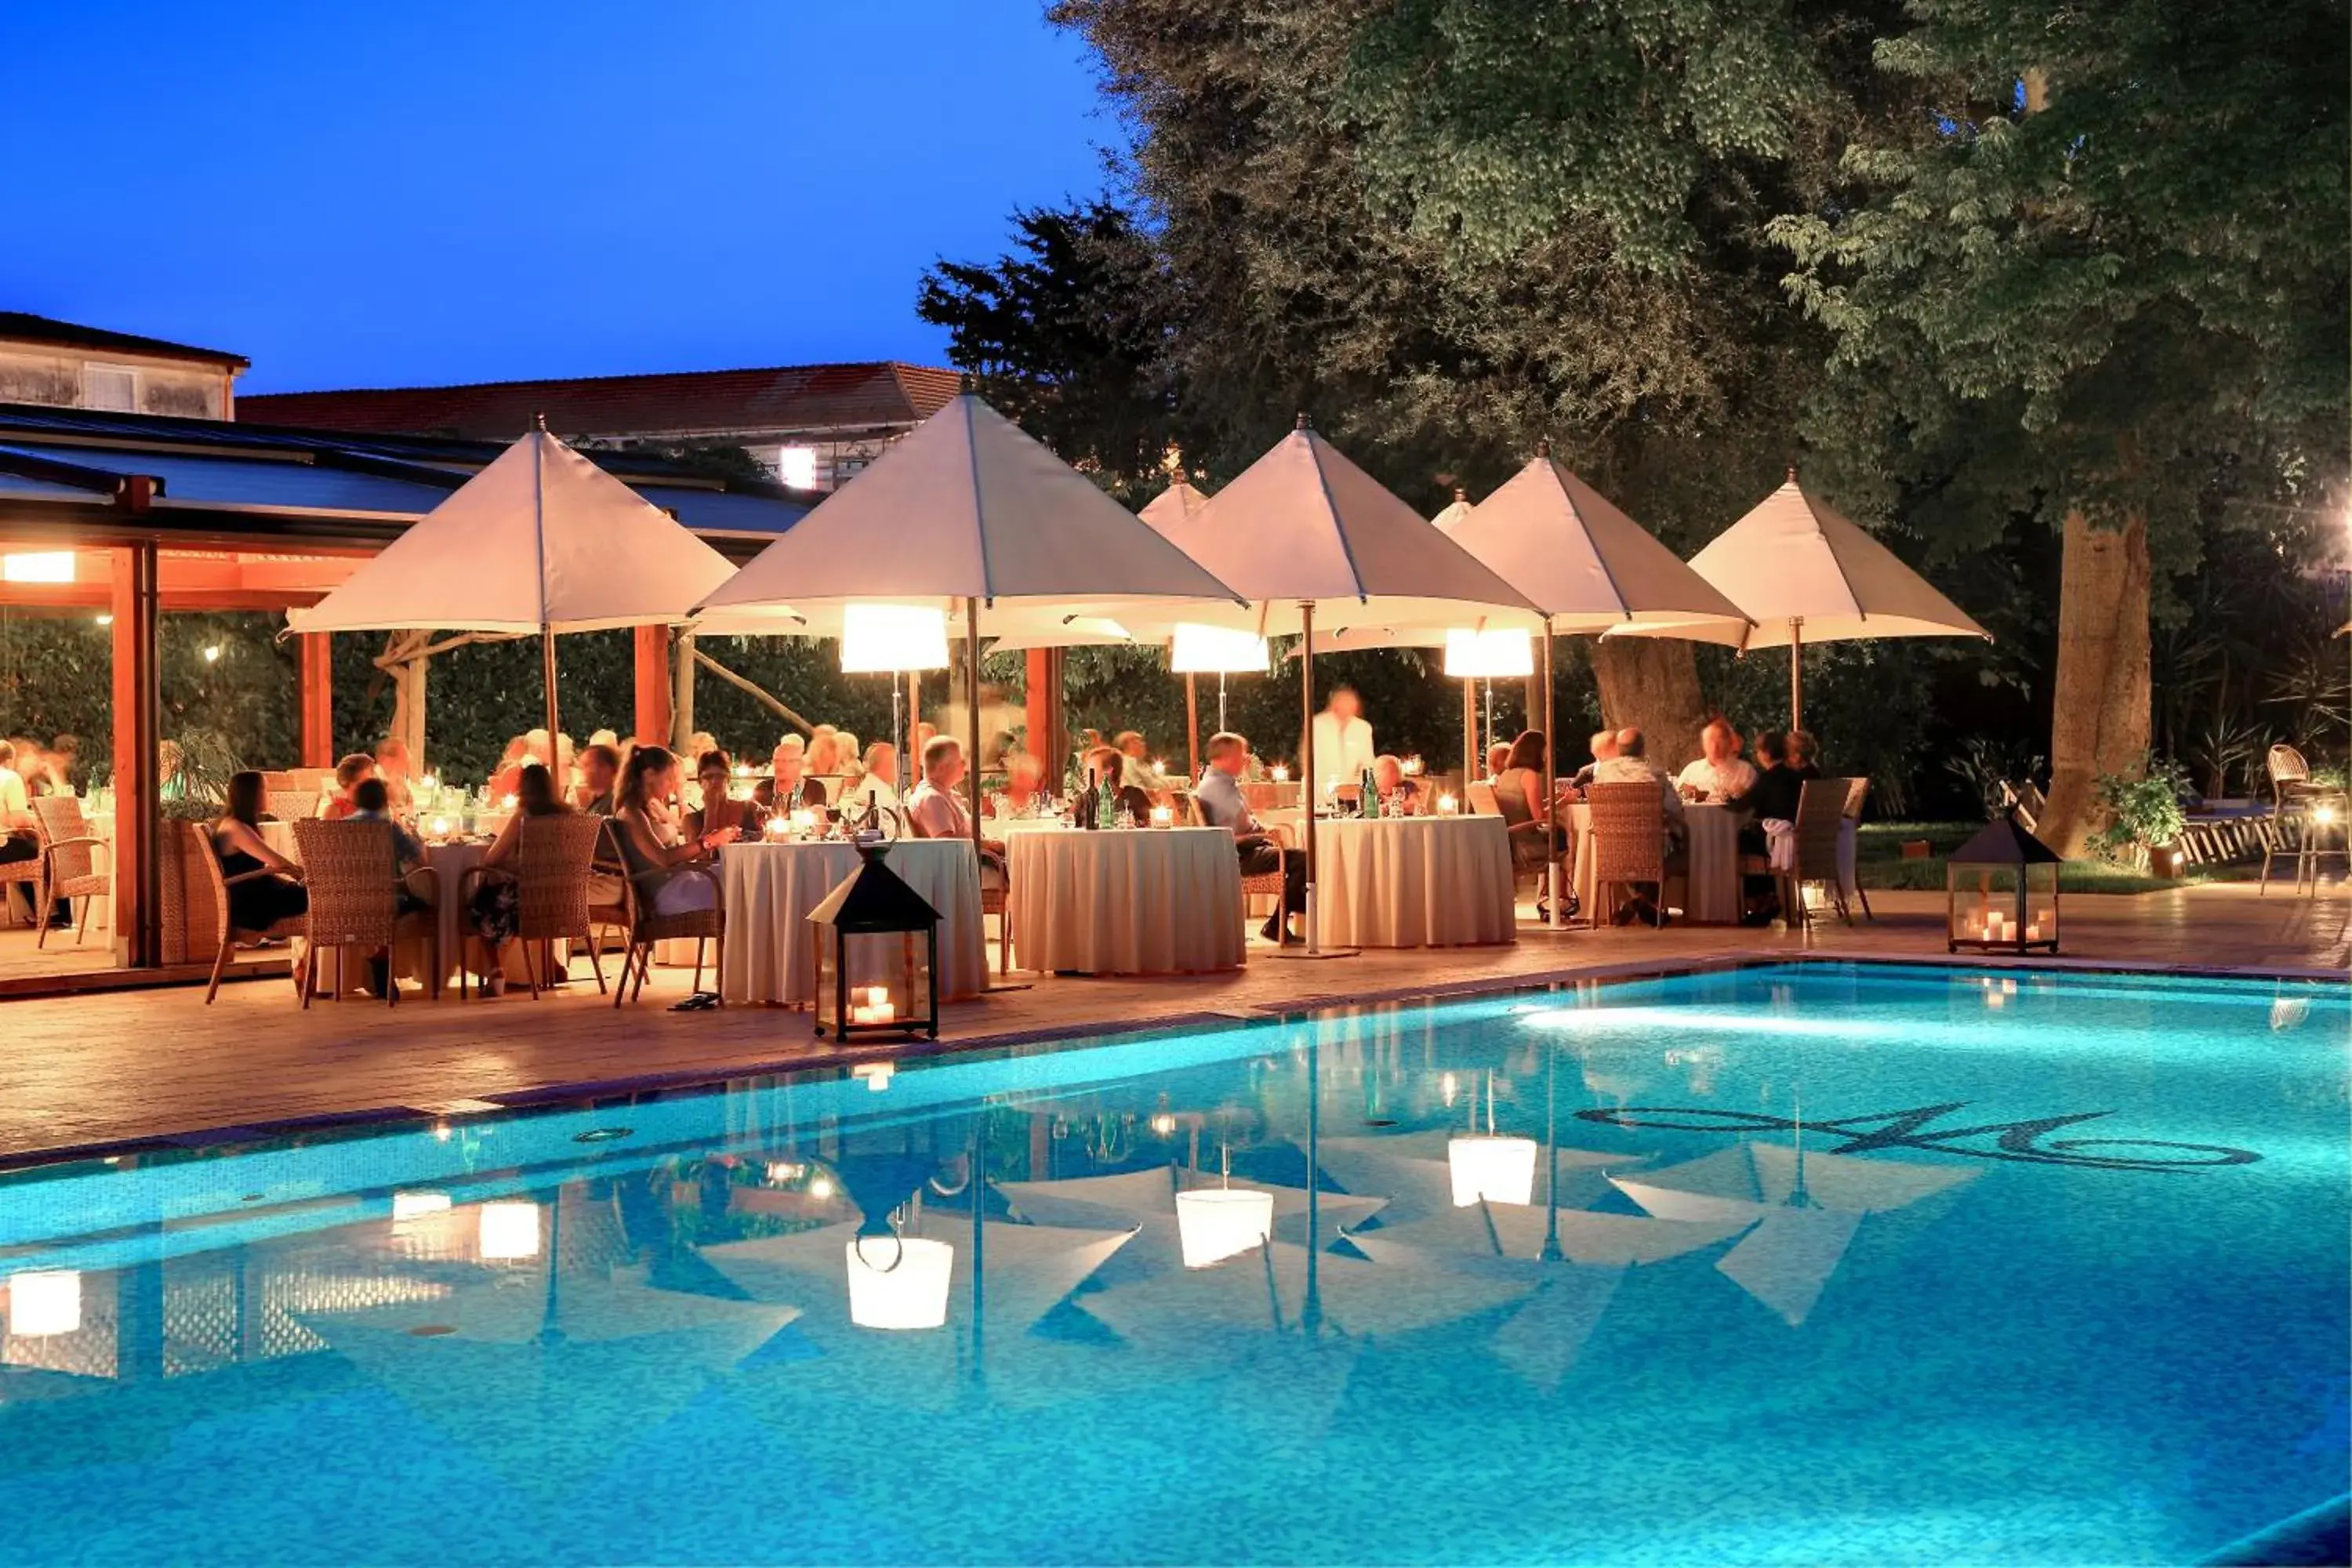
top-left (2085, 753), bottom-right (2192, 863)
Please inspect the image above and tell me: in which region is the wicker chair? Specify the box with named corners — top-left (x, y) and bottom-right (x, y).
top-left (292, 818), bottom-right (440, 1007)
top-left (1780, 779), bottom-right (1857, 929)
top-left (31, 795), bottom-right (110, 946)
top-left (1186, 793), bottom-right (1287, 929)
top-left (612, 863), bottom-right (723, 1007)
top-left (1840, 776), bottom-right (1874, 921)
top-left (2267, 744), bottom-right (2313, 812)
top-left (194, 822), bottom-right (307, 1004)
top-left (1585, 782), bottom-right (1666, 928)
top-left (266, 788), bottom-right (320, 825)
top-left (0, 836), bottom-right (42, 928)
top-left (459, 813), bottom-right (609, 1000)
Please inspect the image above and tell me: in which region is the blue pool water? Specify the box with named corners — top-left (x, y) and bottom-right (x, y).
top-left (0, 961), bottom-right (2343, 1565)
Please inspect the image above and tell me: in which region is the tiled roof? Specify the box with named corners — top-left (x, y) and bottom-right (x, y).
top-left (0, 311), bottom-right (249, 369)
top-left (241, 361), bottom-right (962, 441)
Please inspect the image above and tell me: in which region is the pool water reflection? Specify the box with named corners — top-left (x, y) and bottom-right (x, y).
top-left (0, 963), bottom-right (2343, 1565)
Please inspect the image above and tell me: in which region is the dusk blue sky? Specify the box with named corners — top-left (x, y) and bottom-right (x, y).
top-left (0, 2), bottom-right (1114, 394)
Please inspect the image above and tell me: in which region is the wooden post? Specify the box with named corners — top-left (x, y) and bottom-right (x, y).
top-left (670, 630), bottom-right (695, 752)
top-left (1185, 672), bottom-right (1200, 779)
top-left (298, 633), bottom-right (334, 767)
top-left (1023, 648), bottom-right (1063, 774)
top-left (632, 624), bottom-right (672, 746)
top-left (111, 543), bottom-right (161, 969)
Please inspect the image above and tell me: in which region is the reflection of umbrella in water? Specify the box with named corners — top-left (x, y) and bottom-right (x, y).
top-left (993, 1166), bottom-right (1387, 1273)
top-left (304, 1194), bottom-right (800, 1508)
top-left (1610, 1136), bottom-right (1979, 1326)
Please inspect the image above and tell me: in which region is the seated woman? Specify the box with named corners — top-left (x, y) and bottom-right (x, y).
top-left (320, 752), bottom-right (376, 820)
top-left (687, 750), bottom-right (768, 840)
top-left (1083, 745), bottom-right (1156, 822)
top-left (467, 763), bottom-right (572, 993)
top-left (1491, 730), bottom-right (1573, 916)
top-left (840, 741), bottom-right (900, 816)
top-left (992, 751), bottom-right (1047, 818)
top-left (487, 736), bottom-right (530, 800)
top-left (1373, 753), bottom-right (1422, 815)
top-left (612, 746), bottom-right (738, 919)
top-left (212, 770), bottom-right (308, 931)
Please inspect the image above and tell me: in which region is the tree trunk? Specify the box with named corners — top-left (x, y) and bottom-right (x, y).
top-left (2039, 510), bottom-right (2152, 855)
top-left (671, 630), bottom-right (696, 753)
top-left (1590, 638), bottom-right (1708, 765)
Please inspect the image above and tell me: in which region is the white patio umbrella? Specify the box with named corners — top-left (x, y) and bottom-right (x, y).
top-left (1138, 474), bottom-right (1211, 537)
top-left (287, 420), bottom-right (738, 743)
top-left (1137, 416), bottom-right (1544, 953)
top-left (695, 394), bottom-right (1244, 862)
top-left (1678, 468), bottom-right (1990, 729)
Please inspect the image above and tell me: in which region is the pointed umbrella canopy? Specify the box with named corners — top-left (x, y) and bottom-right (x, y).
top-left (289, 425), bottom-right (739, 741)
top-left (699, 394), bottom-right (1244, 866)
top-left (1430, 485), bottom-right (1474, 532)
top-left (1682, 469), bottom-right (1990, 728)
top-left (1140, 418), bottom-right (1544, 954)
top-left (1138, 474), bottom-right (1212, 537)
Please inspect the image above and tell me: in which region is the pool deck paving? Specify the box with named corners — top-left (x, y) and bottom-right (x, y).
top-left (0, 882), bottom-right (2340, 1164)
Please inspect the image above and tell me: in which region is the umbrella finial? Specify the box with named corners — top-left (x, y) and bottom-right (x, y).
top-left (1535, 436), bottom-right (1552, 459)
top-left (1454, 486), bottom-right (1467, 502)
top-left (532, 411), bottom-right (549, 432)
top-left (1785, 463), bottom-right (1799, 485)
top-left (959, 370), bottom-right (975, 395)
top-left (1294, 412), bottom-right (1311, 431)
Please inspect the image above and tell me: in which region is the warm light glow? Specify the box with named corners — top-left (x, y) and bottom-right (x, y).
top-left (776, 445), bottom-right (821, 492)
top-left (1174, 1187), bottom-right (1276, 1269)
top-left (5, 1269), bottom-right (82, 1337)
top-left (1170, 622), bottom-right (1269, 674)
top-left (1403, 756), bottom-right (1424, 775)
top-left (2, 552), bottom-right (74, 585)
top-left (2315, 804), bottom-right (2339, 826)
top-left (430, 816), bottom-right (452, 838)
top-left (391, 1191), bottom-right (452, 1221)
top-left (1448, 1133), bottom-right (1538, 1206)
top-left (1437, 793), bottom-right (1459, 815)
top-left (500, 793), bottom-right (517, 811)
top-left (845, 1235), bottom-right (953, 1330)
top-left (790, 808), bottom-right (817, 835)
top-left (851, 1062), bottom-right (895, 1091)
top-left (1270, 764), bottom-right (1290, 783)
top-left (1443, 626), bottom-right (1535, 679)
top-left (808, 1175), bottom-right (837, 1200)
top-left (840, 603), bottom-right (950, 673)
top-left (1439, 1070), bottom-right (1460, 1106)
top-left (478, 1200), bottom-right (542, 1261)
top-left (1149, 1111), bottom-right (1179, 1138)
top-left (201, 644), bottom-right (222, 663)
top-left (1149, 804), bottom-right (1174, 827)
top-left (94, 614), bottom-right (113, 627)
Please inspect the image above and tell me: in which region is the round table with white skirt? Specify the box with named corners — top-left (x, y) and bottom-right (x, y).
top-left (1007, 826), bottom-right (1243, 975)
top-left (718, 838), bottom-right (987, 1007)
top-left (1310, 815), bottom-right (1515, 949)
top-left (1562, 803), bottom-right (1856, 924)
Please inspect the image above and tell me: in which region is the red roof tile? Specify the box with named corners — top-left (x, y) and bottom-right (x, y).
top-left (241, 361), bottom-right (961, 441)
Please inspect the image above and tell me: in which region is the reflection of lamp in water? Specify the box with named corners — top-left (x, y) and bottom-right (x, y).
top-left (1449, 1069), bottom-right (1537, 1206)
top-left (478, 1200), bottom-right (542, 1260)
top-left (1175, 1134), bottom-right (1274, 1269)
top-left (391, 1191), bottom-right (452, 1221)
top-left (845, 1231), bottom-right (953, 1330)
top-left (4, 1269), bottom-right (82, 1337)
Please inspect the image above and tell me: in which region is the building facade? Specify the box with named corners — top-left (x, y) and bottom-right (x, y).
top-left (243, 361), bottom-right (960, 492)
top-left (0, 313), bottom-right (246, 419)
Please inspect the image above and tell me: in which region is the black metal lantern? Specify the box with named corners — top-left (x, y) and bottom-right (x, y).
top-left (807, 842), bottom-right (942, 1040)
top-left (1947, 812), bottom-right (2063, 955)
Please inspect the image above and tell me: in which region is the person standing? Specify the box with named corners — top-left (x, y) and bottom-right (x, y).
top-left (1307, 685), bottom-right (1375, 795)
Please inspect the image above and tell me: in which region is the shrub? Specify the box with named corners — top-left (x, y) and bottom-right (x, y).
top-left (2085, 753), bottom-right (2191, 866)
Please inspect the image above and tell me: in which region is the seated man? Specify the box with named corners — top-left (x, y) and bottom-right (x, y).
top-left (321, 753), bottom-right (377, 820)
top-left (1484, 742), bottom-right (1512, 783)
top-left (1115, 731), bottom-right (1160, 791)
top-left (1594, 728), bottom-right (1686, 826)
top-left (1676, 716), bottom-right (1759, 803)
top-left (1373, 753), bottom-right (1421, 815)
top-left (1569, 728), bottom-right (1619, 791)
top-left (347, 776), bottom-right (430, 996)
top-left (753, 734), bottom-right (823, 813)
top-left (904, 736), bottom-right (1005, 887)
top-left (1195, 730), bottom-right (1306, 943)
top-left (574, 742), bottom-right (621, 815)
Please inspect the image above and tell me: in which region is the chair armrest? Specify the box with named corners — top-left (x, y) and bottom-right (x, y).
top-left (404, 865), bottom-right (442, 904)
top-left (222, 868), bottom-right (283, 887)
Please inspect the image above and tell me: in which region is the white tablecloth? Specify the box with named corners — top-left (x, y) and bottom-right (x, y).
top-left (1563, 804), bottom-right (1856, 924)
top-left (1311, 815), bottom-right (1515, 949)
top-left (718, 839), bottom-right (986, 1007)
top-left (1007, 826), bottom-right (1243, 975)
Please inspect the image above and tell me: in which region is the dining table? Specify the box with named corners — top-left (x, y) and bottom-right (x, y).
top-left (1310, 814), bottom-right (1516, 949)
top-left (264, 823), bottom-right (546, 989)
top-left (1563, 800), bottom-right (1858, 925)
top-left (717, 837), bottom-right (986, 1007)
top-left (1006, 824), bottom-right (1243, 975)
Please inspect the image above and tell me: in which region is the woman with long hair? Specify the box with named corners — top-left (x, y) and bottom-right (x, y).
top-left (686, 750), bottom-right (767, 840)
top-left (613, 746), bottom-right (735, 916)
top-left (468, 763), bottom-right (569, 993)
top-left (212, 769), bottom-right (307, 930)
top-left (1492, 730), bottom-right (1570, 906)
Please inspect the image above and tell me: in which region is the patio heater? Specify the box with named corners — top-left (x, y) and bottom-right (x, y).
top-left (839, 603), bottom-right (949, 803)
top-left (1444, 627), bottom-right (1534, 775)
top-left (1170, 622), bottom-right (1269, 779)
top-left (1946, 812), bottom-right (2063, 955)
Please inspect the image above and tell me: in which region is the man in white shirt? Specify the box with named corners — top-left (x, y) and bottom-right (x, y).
top-left (1307, 685), bottom-right (1375, 793)
top-left (1593, 727), bottom-right (1686, 825)
top-left (1198, 731), bottom-right (1305, 942)
top-left (905, 737), bottom-right (1004, 885)
top-left (1675, 717), bottom-right (1759, 804)
top-left (0, 739), bottom-right (60, 927)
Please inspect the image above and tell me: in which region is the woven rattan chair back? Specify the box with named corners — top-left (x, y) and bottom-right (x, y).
top-left (1586, 782), bottom-right (1664, 886)
top-left (291, 818), bottom-right (398, 950)
top-left (32, 796), bottom-right (104, 894)
top-left (514, 812), bottom-right (604, 945)
top-left (1791, 779), bottom-right (1850, 883)
top-left (267, 789), bottom-right (318, 825)
top-left (1841, 775), bottom-right (1870, 823)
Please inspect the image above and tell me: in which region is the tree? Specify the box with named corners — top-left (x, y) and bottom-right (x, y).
top-left (1771, 0), bottom-right (2349, 848)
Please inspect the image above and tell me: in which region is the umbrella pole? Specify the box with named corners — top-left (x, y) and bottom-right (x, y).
top-left (1301, 599), bottom-right (1316, 953)
top-left (1542, 626), bottom-right (1563, 931)
top-left (539, 626), bottom-right (559, 750)
top-left (1789, 617), bottom-right (1803, 732)
top-left (1218, 672), bottom-right (1229, 731)
top-left (964, 597), bottom-right (983, 866)
top-left (1185, 672), bottom-right (1200, 780)
top-left (1461, 679), bottom-right (1476, 784)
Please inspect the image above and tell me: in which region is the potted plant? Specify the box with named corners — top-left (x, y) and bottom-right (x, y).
top-left (2085, 753), bottom-right (2191, 876)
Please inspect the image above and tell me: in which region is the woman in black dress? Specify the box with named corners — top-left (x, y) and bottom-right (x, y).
top-left (212, 771), bottom-right (308, 928)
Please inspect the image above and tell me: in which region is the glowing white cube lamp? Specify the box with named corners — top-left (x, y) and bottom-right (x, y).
top-left (4, 1269), bottom-right (83, 1338)
top-left (1, 552), bottom-right (74, 585)
top-left (391, 1191), bottom-right (453, 1222)
top-left (840, 604), bottom-right (950, 673)
top-left (1174, 1185), bottom-right (1276, 1269)
top-left (844, 1235), bottom-right (954, 1330)
top-left (1448, 1133), bottom-right (1539, 1207)
top-left (477, 1200), bottom-right (543, 1261)
top-left (1443, 627), bottom-right (1535, 680)
top-left (1170, 622), bottom-right (1270, 674)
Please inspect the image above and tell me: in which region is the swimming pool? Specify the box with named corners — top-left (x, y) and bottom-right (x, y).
top-left (0, 961), bottom-right (2342, 1565)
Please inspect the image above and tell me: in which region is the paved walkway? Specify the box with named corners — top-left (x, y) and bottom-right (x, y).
top-left (0, 884), bottom-right (2339, 1163)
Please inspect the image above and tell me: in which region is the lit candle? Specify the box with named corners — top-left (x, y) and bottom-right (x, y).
top-left (734, 762), bottom-right (751, 778)
top-left (1149, 804), bottom-right (1173, 827)
top-left (862, 984), bottom-right (888, 1010)
top-left (1270, 764), bottom-right (1289, 783)
top-left (764, 815), bottom-right (789, 840)
top-left (790, 808), bottom-right (817, 836)
top-left (1437, 793), bottom-right (1458, 815)
top-left (500, 793), bottom-right (517, 811)
top-left (2025, 923), bottom-right (2042, 942)
top-left (1152, 758), bottom-right (1166, 775)
top-left (430, 815), bottom-right (452, 839)
top-left (1403, 756), bottom-right (1423, 775)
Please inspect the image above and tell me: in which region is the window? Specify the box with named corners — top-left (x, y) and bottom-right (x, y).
top-left (82, 365), bottom-right (137, 412)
